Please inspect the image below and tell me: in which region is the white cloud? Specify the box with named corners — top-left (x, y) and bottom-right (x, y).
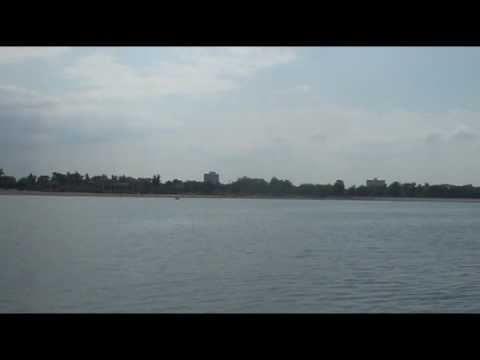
top-left (0, 85), bottom-right (59, 111)
top-left (450, 124), bottom-right (477, 142)
top-left (63, 47), bottom-right (297, 100)
top-left (2, 48), bottom-right (480, 185)
top-left (3, 89), bottom-right (480, 185)
top-left (0, 47), bottom-right (69, 64)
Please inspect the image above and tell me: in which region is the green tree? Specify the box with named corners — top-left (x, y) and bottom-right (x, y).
top-left (72, 172), bottom-right (83, 185)
top-left (27, 173), bottom-right (37, 187)
top-left (401, 182), bottom-right (416, 197)
top-left (346, 185), bottom-right (356, 196)
top-left (52, 172), bottom-right (67, 186)
top-left (333, 179), bottom-right (345, 196)
top-left (16, 177), bottom-right (29, 190)
top-left (387, 181), bottom-right (402, 197)
top-left (270, 177), bottom-right (294, 195)
top-left (152, 174), bottom-right (161, 186)
top-left (297, 184), bottom-right (316, 197)
top-left (354, 185), bottom-right (369, 196)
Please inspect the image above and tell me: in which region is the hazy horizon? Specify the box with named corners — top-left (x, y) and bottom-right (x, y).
top-left (2, 47), bottom-right (480, 187)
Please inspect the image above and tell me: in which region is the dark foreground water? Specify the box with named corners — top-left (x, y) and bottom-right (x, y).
top-left (1, 195), bottom-right (480, 312)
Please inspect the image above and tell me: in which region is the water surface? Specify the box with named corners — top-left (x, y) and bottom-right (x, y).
top-left (1, 195), bottom-right (479, 312)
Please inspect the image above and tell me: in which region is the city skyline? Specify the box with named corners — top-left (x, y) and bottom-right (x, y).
top-left (1, 167), bottom-right (475, 189)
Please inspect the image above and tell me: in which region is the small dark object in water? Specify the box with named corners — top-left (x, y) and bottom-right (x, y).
top-left (175, 196), bottom-right (181, 200)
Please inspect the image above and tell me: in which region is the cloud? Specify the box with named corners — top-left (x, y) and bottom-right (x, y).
top-left (0, 47), bottom-right (69, 64)
top-left (2, 48), bottom-right (480, 186)
top-left (0, 47), bottom-right (299, 152)
top-left (0, 84), bottom-right (153, 149)
top-left (63, 47), bottom-right (297, 100)
top-left (450, 124), bottom-right (477, 142)
top-left (0, 85), bottom-right (59, 111)
top-left (423, 124), bottom-right (478, 145)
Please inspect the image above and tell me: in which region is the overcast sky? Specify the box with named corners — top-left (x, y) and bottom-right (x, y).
top-left (1, 46), bottom-right (480, 186)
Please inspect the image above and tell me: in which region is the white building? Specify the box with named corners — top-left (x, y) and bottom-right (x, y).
top-left (204, 171), bottom-right (220, 185)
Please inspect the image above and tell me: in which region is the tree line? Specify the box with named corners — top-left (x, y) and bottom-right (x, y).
top-left (1, 168), bottom-right (480, 199)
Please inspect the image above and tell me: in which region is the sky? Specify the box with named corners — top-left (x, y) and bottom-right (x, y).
top-left (1, 46), bottom-right (480, 186)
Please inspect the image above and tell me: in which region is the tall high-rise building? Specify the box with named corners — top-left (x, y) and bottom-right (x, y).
top-left (204, 171), bottom-right (220, 185)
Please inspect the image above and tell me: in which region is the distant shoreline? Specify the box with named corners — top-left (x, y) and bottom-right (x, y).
top-left (1, 189), bottom-right (480, 203)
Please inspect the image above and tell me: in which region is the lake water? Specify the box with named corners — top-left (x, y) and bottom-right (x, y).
top-left (1, 195), bottom-right (480, 312)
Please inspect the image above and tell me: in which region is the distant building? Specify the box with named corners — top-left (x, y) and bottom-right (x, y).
top-left (204, 171), bottom-right (220, 185)
top-left (0, 175), bottom-right (16, 189)
top-left (37, 176), bottom-right (50, 186)
top-left (366, 177), bottom-right (386, 188)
